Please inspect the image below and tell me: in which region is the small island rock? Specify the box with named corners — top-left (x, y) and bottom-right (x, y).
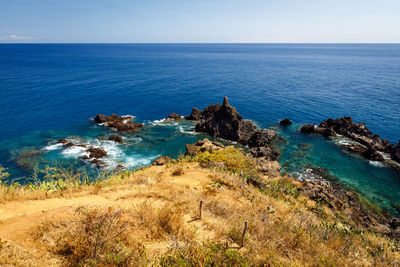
top-left (280, 118), bottom-right (292, 126)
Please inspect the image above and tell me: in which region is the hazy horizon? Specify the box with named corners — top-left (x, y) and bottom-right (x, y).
top-left (1, 0), bottom-right (400, 43)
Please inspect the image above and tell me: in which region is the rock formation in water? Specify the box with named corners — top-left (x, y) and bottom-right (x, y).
top-left (187, 97), bottom-right (279, 161)
top-left (58, 139), bottom-right (107, 166)
top-left (94, 114), bottom-right (143, 133)
top-left (108, 134), bottom-right (124, 143)
top-left (165, 113), bottom-right (181, 120)
top-left (300, 116), bottom-right (399, 164)
top-left (185, 108), bottom-right (202, 120)
top-left (280, 118), bottom-right (292, 126)
top-left (14, 150), bottom-right (44, 170)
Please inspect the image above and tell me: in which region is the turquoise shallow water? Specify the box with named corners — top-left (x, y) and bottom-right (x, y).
top-left (0, 44), bottom-right (399, 215)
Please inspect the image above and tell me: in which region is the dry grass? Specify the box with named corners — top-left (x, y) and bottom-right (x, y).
top-left (1, 147), bottom-right (400, 266)
top-left (171, 167), bottom-right (185, 176)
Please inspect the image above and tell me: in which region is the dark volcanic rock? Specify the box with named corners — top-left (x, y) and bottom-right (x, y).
top-left (166, 113), bottom-right (181, 120)
top-left (363, 147), bottom-right (384, 161)
top-left (87, 147), bottom-right (107, 159)
top-left (94, 114), bottom-right (143, 133)
top-left (185, 108), bottom-right (203, 120)
top-left (58, 139), bottom-right (76, 147)
top-left (247, 129), bottom-right (277, 148)
top-left (194, 96), bottom-right (254, 143)
top-left (280, 118), bottom-right (292, 126)
top-left (249, 146), bottom-right (279, 161)
top-left (192, 97), bottom-right (278, 160)
top-left (108, 135), bottom-right (123, 143)
top-left (300, 124), bottom-right (315, 134)
top-left (391, 143), bottom-right (400, 163)
top-left (301, 117), bottom-right (400, 165)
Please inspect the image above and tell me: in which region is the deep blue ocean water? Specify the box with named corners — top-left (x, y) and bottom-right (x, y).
top-left (0, 44), bottom-right (399, 215)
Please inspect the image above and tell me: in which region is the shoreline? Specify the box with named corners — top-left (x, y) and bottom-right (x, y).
top-left (2, 98), bottom-right (400, 221)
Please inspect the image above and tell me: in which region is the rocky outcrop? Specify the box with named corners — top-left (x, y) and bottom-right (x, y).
top-left (108, 135), bottom-right (123, 143)
top-left (391, 142), bottom-right (400, 163)
top-left (94, 114), bottom-right (143, 133)
top-left (300, 117), bottom-right (399, 164)
top-left (256, 158), bottom-right (281, 177)
top-left (165, 113), bottom-right (181, 120)
top-left (300, 177), bottom-right (399, 238)
top-left (185, 138), bottom-right (224, 156)
top-left (185, 108), bottom-right (203, 120)
top-left (189, 97), bottom-right (279, 161)
top-left (280, 118), bottom-right (292, 126)
top-left (153, 156), bottom-right (172, 166)
top-left (184, 138), bottom-right (281, 178)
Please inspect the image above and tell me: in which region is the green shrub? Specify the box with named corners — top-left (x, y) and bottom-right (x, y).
top-left (194, 146), bottom-right (257, 182)
top-left (159, 241), bottom-right (249, 266)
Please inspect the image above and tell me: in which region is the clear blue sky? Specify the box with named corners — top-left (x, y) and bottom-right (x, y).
top-left (1, 0), bottom-right (399, 43)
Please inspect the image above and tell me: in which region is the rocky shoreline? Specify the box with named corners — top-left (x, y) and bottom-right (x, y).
top-left (299, 168), bottom-right (400, 239)
top-left (32, 97), bottom-right (399, 237)
top-left (175, 137), bottom-right (400, 239)
top-left (300, 116), bottom-right (400, 166)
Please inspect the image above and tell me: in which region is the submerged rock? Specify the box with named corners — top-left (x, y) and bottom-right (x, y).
top-left (94, 114), bottom-right (143, 133)
top-left (90, 158), bottom-right (104, 166)
top-left (280, 118), bottom-right (292, 126)
top-left (15, 150), bottom-right (44, 170)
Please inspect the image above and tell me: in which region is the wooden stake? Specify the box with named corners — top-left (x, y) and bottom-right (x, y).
top-left (241, 220), bottom-right (248, 248)
top-left (199, 200), bottom-right (203, 219)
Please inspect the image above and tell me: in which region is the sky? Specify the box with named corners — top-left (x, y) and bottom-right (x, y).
top-left (0, 0), bottom-right (399, 43)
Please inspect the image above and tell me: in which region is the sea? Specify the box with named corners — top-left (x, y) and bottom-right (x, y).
top-left (0, 43), bottom-right (399, 215)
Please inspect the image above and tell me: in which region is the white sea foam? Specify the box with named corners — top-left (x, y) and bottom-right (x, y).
top-left (62, 146), bottom-right (89, 159)
top-left (369, 161), bottom-right (385, 167)
top-left (43, 143), bottom-right (63, 151)
top-left (149, 118), bottom-right (180, 127)
top-left (124, 155), bottom-right (159, 168)
top-left (178, 126), bottom-right (197, 135)
top-left (150, 118), bottom-right (167, 125)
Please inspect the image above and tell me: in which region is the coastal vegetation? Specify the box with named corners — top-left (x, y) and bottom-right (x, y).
top-left (0, 145), bottom-right (399, 266)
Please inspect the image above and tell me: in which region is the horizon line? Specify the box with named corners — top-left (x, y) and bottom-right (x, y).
top-left (1, 42), bottom-right (400, 45)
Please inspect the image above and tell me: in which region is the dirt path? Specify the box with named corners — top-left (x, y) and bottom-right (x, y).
top-left (0, 164), bottom-right (213, 252)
